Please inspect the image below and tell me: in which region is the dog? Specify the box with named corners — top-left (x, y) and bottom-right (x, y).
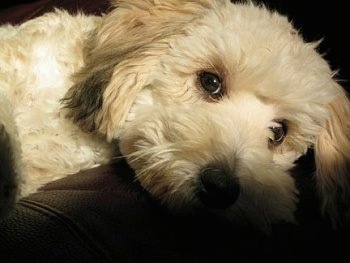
top-left (0, 0), bottom-right (349, 232)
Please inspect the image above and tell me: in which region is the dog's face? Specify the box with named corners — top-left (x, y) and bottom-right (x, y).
top-left (64, 0), bottom-right (350, 231)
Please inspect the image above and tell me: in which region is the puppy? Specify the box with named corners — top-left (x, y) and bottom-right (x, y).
top-left (0, 0), bottom-right (349, 232)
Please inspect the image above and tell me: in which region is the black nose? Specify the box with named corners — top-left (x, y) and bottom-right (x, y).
top-left (197, 167), bottom-right (240, 209)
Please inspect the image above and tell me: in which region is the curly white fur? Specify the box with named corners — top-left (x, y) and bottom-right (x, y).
top-left (0, 0), bottom-right (349, 232)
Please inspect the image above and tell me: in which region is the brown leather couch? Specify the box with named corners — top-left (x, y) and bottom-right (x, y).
top-left (0, 1), bottom-right (349, 263)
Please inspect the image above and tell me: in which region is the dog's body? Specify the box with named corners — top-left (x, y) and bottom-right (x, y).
top-left (0, 12), bottom-right (114, 197)
top-left (1, 0), bottom-right (349, 232)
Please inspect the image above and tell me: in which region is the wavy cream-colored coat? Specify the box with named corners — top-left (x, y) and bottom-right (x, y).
top-left (0, 0), bottom-right (349, 231)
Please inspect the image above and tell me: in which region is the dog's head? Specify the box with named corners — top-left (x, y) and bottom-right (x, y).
top-left (64, 0), bottom-right (350, 231)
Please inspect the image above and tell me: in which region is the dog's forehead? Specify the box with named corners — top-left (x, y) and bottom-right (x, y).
top-left (165, 2), bottom-right (333, 100)
top-left (199, 3), bottom-right (299, 51)
top-left (182, 4), bottom-right (298, 55)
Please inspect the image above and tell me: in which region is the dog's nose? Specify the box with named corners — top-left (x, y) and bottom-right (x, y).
top-left (197, 167), bottom-right (240, 209)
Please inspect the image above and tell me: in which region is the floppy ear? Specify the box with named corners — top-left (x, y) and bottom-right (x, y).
top-left (315, 83), bottom-right (350, 226)
top-left (63, 0), bottom-right (214, 141)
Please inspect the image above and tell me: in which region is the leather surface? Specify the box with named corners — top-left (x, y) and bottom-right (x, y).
top-left (0, 0), bottom-right (110, 24)
top-left (0, 160), bottom-right (349, 263)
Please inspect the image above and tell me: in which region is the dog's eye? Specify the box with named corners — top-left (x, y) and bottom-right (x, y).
top-left (269, 121), bottom-right (287, 147)
top-left (199, 72), bottom-right (223, 99)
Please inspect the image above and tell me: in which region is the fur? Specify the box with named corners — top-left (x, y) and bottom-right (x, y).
top-left (0, 0), bottom-right (349, 232)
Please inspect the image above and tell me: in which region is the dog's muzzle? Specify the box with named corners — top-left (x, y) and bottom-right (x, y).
top-left (197, 167), bottom-right (240, 209)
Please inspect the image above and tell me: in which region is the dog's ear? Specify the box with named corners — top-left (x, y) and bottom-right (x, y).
top-left (315, 83), bottom-right (350, 226)
top-left (63, 0), bottom-right (215, 141)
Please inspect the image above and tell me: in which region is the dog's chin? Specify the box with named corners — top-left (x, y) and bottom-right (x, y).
top-left (119, 105), bottom-right (298, 233)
